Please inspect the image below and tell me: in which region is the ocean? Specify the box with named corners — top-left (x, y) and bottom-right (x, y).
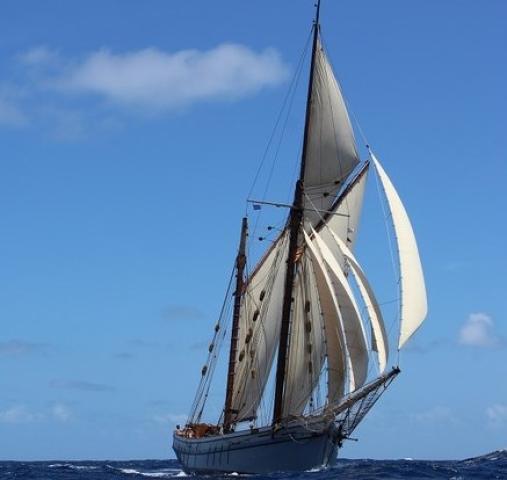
top-left (1, 451), bottom-right (506, 480)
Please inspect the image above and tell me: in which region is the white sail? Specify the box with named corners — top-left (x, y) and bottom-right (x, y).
top-left (315, 164), bottom-right (369, 270)
top-left (303, 37), bottom-right (360, 228)
top-left (371, 153), bottom-right (427, 349)
top-left (303, 230), bottom-right (347, 404)
top-left (282, 256), bottom-right (326, 417)
top-left (311, 230), bottom-right (368, 391)
top-left (230, 232), bottom-right (289, 421)
top-left (323, 227), bottom-right (388, 373)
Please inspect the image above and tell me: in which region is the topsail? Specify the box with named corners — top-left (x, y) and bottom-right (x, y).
top-left (303, 38), bottom-right (360, 228)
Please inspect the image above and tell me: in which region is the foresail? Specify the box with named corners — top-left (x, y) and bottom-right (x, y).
top-left (303, 37), bottom-right (360, 228)
top-left (315, 164), bottom-right (369, 270)
top-left (303, 231), bottom-right (347, 405)
top-left (229, 232), bottom-right (289, 422)
top-left (311, 231), bottom-right (368, 391)
top-left (371, 154), bottom-right (427, 349)
top-left (282, 255), bottom-right (326, 417)
top-left (323, 227), bottom-right (388, 373)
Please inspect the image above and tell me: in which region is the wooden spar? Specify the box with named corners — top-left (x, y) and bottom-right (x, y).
top-left (314, 161), bottom-right (370, 233)
top-left (272, 0), bottom-right (321, 426)
top-left (223, 217), bottom-right (248, 430)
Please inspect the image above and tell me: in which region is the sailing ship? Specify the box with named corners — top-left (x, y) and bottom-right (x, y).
top-left (173, 1), bottom-right (427, 473)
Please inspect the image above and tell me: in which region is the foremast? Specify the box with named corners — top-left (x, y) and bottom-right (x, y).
top-left (272, 0), bottom-right (321, 426)
top-left (224, 217), bottom-right (248, 430)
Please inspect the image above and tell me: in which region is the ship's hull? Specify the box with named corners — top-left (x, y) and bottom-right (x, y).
top-left (173, 421), bottom-right (339, 474)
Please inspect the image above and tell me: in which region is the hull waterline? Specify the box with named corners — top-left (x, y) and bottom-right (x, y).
top-left (173, 423), bottom-right (339, 474)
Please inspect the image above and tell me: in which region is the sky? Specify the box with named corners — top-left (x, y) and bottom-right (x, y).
top-left (1, 0), bottom-right (506, 462)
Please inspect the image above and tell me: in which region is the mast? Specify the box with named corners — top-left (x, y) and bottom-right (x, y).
top-left (272, 0), bottom-right (321, 426)
top-left (224, 217), bottom-right (248, 430)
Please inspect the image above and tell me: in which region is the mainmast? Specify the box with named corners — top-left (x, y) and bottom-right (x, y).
top-left (272, 0), bottom-right (321, 426)
top-left (224, 217), bottom-right (248, 430)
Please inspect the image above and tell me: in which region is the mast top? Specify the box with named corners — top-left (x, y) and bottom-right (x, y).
top-left (314, 0), bottom-right (321, 27)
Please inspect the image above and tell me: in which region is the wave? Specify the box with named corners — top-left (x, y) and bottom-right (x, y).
top-left (48, 463), bottom-right (99, 471)
top-left (110, 466), bottom-right (187, 477)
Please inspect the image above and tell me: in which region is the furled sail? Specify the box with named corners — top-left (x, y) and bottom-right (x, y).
top-left (303, 37), bottom-right (360, 228)
top-left (371, 153), bottom-right (427, 349)
top-left (322, 227), bottom-right (388, 373)
top-left (282, 255), bottom-right (326, 417)
top-left (229, 232), bottom-right (289, 422)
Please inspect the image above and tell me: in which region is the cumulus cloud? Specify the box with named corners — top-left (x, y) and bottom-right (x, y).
top-left (458, 313), bottom-right (502, 348)
top-left (487, 404), bottom-right (507, 428)
top-left (50, 379), bottom-right (115, 392)
top-left (1, 43), bottom-right (288, 138)
top-left (16, 43), bottom-right (288, 113)
top-left (49, 45), bottom-right (289, 110)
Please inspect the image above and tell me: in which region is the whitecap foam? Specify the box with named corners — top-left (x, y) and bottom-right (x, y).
top-left (48, 464), bottom-right (98, 471)
top-left (117, 467), bottom-right (184, 478)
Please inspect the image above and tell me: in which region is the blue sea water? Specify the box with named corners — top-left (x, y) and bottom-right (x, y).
top-left (1, 451), bottom-right (506, 480)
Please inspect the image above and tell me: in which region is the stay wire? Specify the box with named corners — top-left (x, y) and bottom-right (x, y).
top-left (246, 28), bottom-right (313, 204)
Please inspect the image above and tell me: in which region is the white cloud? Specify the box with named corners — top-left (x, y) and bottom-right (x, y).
top-left (487, 404), bottom-right (507, 428)
top-left (152, 412), bottom-right (187, 425)
top-left (458, 312), bottom-right (501, 348)
top-left (1, 43), bottom-right (288, 138)
top-left (32, 44), bottom-right (289, 111)
top-left (52, 403), bottom-right (72, 422)
top-left (0, 405), bottom-right (44, 424)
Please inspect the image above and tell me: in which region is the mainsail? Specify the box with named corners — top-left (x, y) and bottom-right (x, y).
top-left (228, 232), bottom-right (289, 422)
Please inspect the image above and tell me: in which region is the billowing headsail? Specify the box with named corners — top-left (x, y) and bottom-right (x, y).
top-left (303, 37), bottom-right (360, 228)
top-left (229, 232), bottom-right (289, 422)
top-left (311, 231), bottom-right (368, 391)
top-left (322, 227), bottom-right (388, 373)
top-left (371, 153), bottom-right (427, 349)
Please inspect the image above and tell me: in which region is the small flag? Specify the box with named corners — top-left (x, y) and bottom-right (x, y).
top-left (253, 204), bottom-right (262, 211)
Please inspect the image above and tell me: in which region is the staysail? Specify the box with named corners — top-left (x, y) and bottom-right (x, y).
top-left (303, 230), bottom-right (348, 405)
top-left (282, 256), bottom-right (326, 416)
top-left (371, 153), bottom-right (427, 349)
top-left (322, 227), bottom-right (388, 373)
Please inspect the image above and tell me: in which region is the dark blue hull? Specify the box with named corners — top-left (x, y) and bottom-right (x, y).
top-left (173, 421), bottom-right (338, 474)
